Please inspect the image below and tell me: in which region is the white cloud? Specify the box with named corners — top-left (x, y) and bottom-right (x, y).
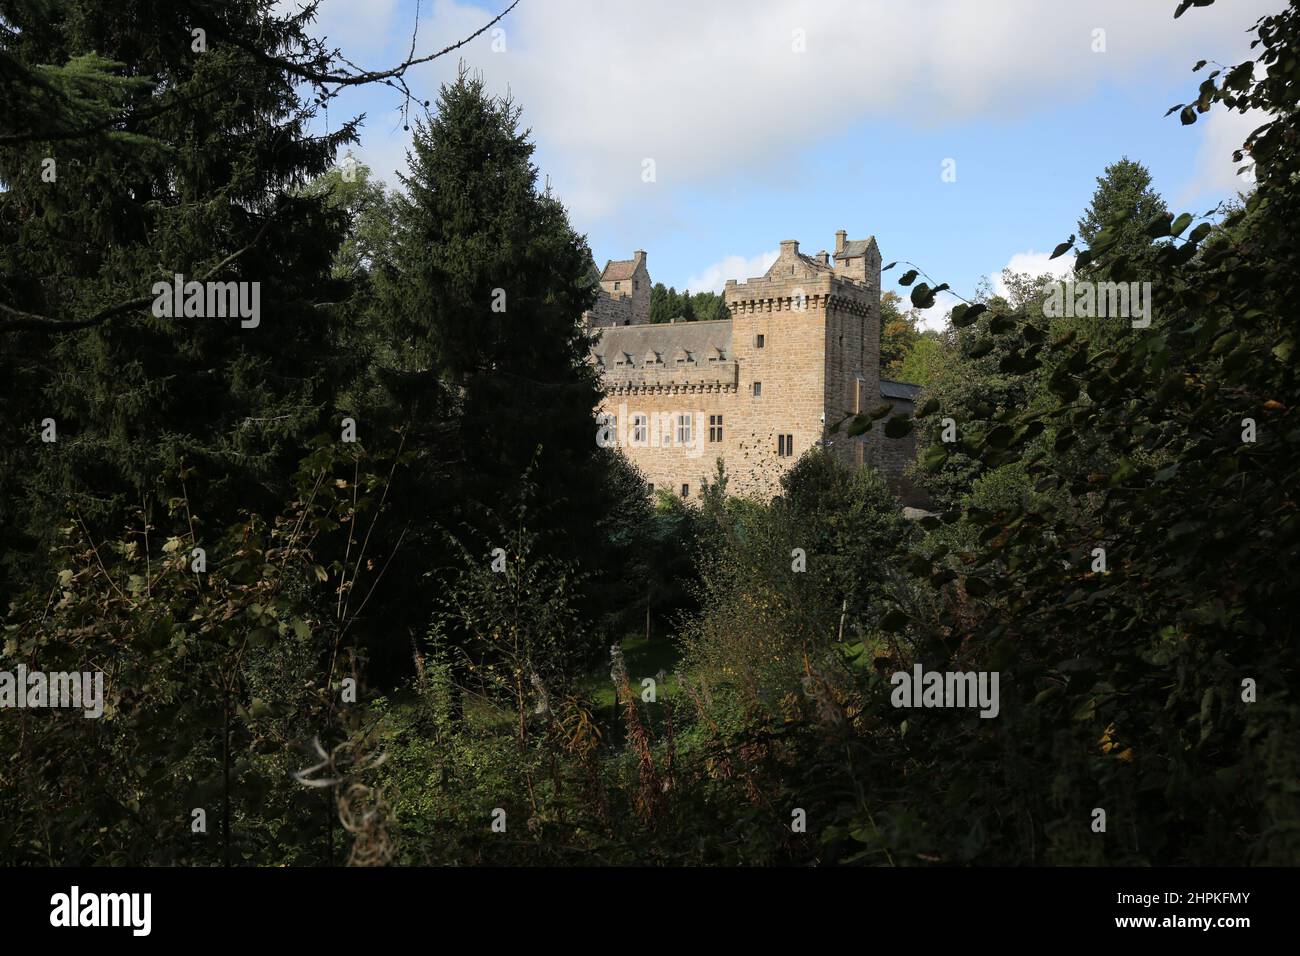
top-left (992, 249), bottom-right (1076, 300)
top-left (304, 0), bottom-right (1273, 224)
top-left (1182, 106), bottom-right (1270, 201)
top-left (685, 249), bottom-right (780, 294)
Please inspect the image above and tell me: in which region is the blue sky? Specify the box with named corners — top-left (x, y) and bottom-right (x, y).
top-left (297, 0), bottom-right (1273, 328)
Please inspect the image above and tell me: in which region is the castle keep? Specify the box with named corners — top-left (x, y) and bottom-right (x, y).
top-left (587, 231), bottom-right (918, 500)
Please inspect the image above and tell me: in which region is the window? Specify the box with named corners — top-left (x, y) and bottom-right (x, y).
top-left (778, 434), bottom-right (794, 457)
top-left (632, 414), bottom-right (647, 445)
top-left (709, 415), bottom-right (723, 442)
top-left (756, 334), bottom-right (765, 348)
top-left (647, 483), bottom-right (654, 495)
top-left (676, 413), bottom-right (693, 446)
top-left (753, 381), bottom-right (762, 397)
top-left (614, 281), bottom-right (620, 290)
top-left (634, 280), bottom-right (638, 290)
top-left (681, 483), bottom-right (690, 498)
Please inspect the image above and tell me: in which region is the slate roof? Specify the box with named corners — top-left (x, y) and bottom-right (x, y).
top-left (600, 259), bottom-right (640, 282)
top-left (799, 251), bottom-right (836, 273)
top-left (880, 378), bottom-right (921, 400)
top-left (591, 319), bottom-right (732, 366)
top-left (834, 237), bottom-right (877, 260)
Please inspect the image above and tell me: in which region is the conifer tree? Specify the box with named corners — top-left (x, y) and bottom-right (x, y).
top-left (391, 68), bottom-right (628, 668)
top-left (0, 0), bottom-right (360, 597)
top-left (1076, 156), bottom-right (1169, 275)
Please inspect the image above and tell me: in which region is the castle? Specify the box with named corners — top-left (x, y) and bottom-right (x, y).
top-left (586, 231), bottom-right (920, 500)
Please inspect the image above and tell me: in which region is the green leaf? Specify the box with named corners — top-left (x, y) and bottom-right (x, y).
top-left (1144, 212), bottom-right (1174, 238)
top-left (884, 415), bottom-right (914, 439)
top-left (922, 444), bottom-right (949, 471)
top-left (951, 303), bottom-right (986, 328)
top-left (880, 609), bottom-right (909, 632)
top-left (986, 424), bottom-right (1014, 448)
top-left (846, 415), bottom-right (873, 437)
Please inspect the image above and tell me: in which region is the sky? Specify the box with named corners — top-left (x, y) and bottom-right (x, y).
top-left (291, 0), bottom-right (1275, 330)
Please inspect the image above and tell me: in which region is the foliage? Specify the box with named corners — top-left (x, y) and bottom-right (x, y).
top-left (650, 282), bottom-right (729, 324)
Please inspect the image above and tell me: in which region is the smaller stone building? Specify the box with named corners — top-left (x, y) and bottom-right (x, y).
top-left (585, 251), bottom-right (651, 327)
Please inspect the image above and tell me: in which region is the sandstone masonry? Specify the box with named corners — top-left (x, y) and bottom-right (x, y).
top-left (586, 231), bottom-right (919, 501)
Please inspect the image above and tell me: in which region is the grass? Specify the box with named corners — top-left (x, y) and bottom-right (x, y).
top-left (579, 632), bottom-right (683, 709)
top-left (383, 632), bottom-right (686, 736)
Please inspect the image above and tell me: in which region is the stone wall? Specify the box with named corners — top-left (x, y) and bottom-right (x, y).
top-left (591, 231), bottom-right (914, 502)
top-left (585, 290), bottom-right (634, 327)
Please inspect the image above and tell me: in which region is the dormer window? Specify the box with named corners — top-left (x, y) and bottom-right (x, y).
top-left (645, 350), bottom-right (662, 365)
top-left (675, 349), bottom-right (693, 364)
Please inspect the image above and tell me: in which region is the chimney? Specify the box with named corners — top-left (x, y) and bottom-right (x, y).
top-left (780, 239), bottom-right (799, 256)
top-left (816, 250), bottom-right (829, 266)
top-left (835, 230), bottom-right (847, 255)
top-left (633, 250), bottom-right (646, 268)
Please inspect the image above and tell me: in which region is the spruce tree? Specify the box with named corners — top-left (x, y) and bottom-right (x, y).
top-left (0, 0), bottom-right (359, 597)
top-left (392, 68), bottom-right (626, 671)
top-left (1070, 156), bottom-right (1169, 348)
top-left (1076, 156), bottom-right (1169, 274)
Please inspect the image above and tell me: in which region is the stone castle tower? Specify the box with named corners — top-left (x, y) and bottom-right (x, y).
top-left (586, 251), bottom-right (651, 326)
top-left (587, 230), bottom-right (919, 500)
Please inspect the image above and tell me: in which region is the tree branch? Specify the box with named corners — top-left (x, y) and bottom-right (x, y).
top-left (187, 0), bottom-right (520, 90)
top-left (0, 206), bottom-right (283, 334)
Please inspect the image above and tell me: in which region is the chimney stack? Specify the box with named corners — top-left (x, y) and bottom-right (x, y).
top-left (633, 250), bottom-right (646, 267)
top-left (816, 250), bottom-right (829, 266)
top-left (780, 239), bottom-right (799, 255)
top-left (835, 230), bottom-right (847, 255)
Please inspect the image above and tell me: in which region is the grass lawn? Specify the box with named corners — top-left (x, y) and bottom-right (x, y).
top-left (580, 632), bottom-right (683, 709)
